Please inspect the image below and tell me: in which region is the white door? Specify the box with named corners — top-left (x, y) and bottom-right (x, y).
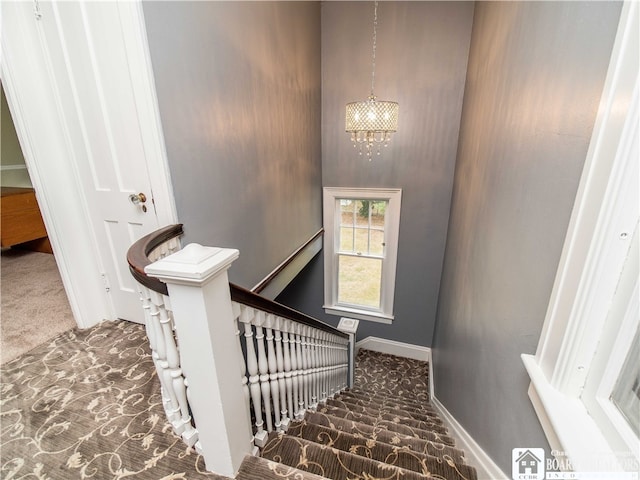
top-left (31, 1), bottom-right (167, 323)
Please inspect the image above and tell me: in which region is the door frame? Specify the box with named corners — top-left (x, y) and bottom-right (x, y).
top-left (1, 1), bottom-right (177, 328)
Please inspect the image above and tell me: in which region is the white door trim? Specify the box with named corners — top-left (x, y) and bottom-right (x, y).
top-left (116, 1), bottom-right (178, 226)
top-left (1, 1), bottom-right (176, 328)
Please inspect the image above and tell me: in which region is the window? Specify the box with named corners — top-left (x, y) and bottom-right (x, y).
top-left (323, 187), bottom-right (401, 323)
top-left (610, 328), bottom-right (640, 438)
top-left (522, 6), bottom-right (639, 472)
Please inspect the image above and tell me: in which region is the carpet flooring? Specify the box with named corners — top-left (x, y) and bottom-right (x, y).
top-left (0, 320), bottom-right (223, 480)
top-left (254, 350), bottom-right (477, 480)
top-left (1, 249), bottom-right (76, 364)
top-left (0, 319), bottom-right (477, 479)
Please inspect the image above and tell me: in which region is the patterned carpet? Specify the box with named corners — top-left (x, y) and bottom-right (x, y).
top-left (0, 320), bottom-right (476, 479)
top-left (253, 349), bottom-right (477, 480)
top-left (0, 320), bottom-right (223, 480)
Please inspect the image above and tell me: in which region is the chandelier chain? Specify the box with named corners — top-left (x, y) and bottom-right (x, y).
top-left (345, 0), bottom-right (397, 159)
top-left (370, 1), bottom-right (378, 97)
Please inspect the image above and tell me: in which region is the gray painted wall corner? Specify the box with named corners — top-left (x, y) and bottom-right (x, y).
top-left (312, 1), bottom-right (475, 347)
top-left (143, 1), bottom-right (322, 289)
top-left (432, 1), bottom-right (623, 474)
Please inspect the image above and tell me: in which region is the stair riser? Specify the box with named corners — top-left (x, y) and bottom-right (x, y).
top-left (304, 411), bottom-right (467, 463)
top-left (346, 388), bottom-right (433, 411)
top-left (262, 434), bottom-right (434, 480)
top-left (288, 420), bottom-right (478, 480)
top-left (316, 405), bottom-right (456, 446)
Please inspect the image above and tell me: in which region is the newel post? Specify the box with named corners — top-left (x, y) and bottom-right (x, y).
top-left (338, 317), bottom-right (360, 388)
top-left (145, 244), bottom-right (252, 477)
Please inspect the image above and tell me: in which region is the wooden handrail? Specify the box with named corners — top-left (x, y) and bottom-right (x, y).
top-left (127, 224), bottom-right (184, 295)
top-left (230, 282), bottom-right (348, 339)
top-left (251, 228), bottom-right (324, 294)
top-left (127, 224), bottom-right (346, 339)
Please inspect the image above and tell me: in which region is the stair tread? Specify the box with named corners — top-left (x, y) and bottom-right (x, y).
top-left (239, 349), bottom-right (479, 480)
top-left (334, 393), bottom-right (441, 422)
top-left (288, 420), bottom-right (478, 480)
top-left (303, 410), bottom-right (465, 462)
top-left (325, 398), bottom-right (448, 434)
top-left (340, 390), bottom-right (438, 416)
top-left (262, 432), bottom-right (436, 480)
top-left (316, 404), bottom-right (456, 446)
top-left (354, 350), bottom-right (431, 403)
top-left (237, 454), bottom-right (330, 480)
top-left (347, 388), bottom-right (432, 411)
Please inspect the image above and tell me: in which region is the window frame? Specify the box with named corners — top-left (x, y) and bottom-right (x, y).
top-left (323, 187), bottom-right (402, 324)
top-left (521, 4), bottom-right (639, 472)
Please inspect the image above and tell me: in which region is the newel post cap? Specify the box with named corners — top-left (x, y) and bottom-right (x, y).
top-left (145, 243), bottom-right (239, 286)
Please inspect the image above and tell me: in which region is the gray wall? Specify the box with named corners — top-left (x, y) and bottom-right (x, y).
top-left (280, 2), bottom-right (475, 347)
top-left (432, 1), bottom-right (622, 475)
top-left (143, 1), bottom-right (322, 288)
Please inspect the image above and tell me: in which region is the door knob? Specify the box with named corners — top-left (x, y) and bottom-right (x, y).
top-left (129, 192), bottom-right (147, 205)
top-left (129, 192), bottom-right (148, 212)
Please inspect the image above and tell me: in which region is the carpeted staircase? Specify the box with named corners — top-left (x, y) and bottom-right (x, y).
top-left (232, 349), bottom-right (478, 480)
top-left (0, 321), bottom-right (477, 479)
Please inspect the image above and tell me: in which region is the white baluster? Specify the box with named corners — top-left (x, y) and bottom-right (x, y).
top-left (329, 338), bottom-right (337, 396)
top-left (288, 322), bottom-right (300, 418)
top-left (342, 340), bottom-right (349, 390)
top-left (241, 307), bottom-right (267, 447)
top-left (147, 293), bottom-right (181, 425)
top-left (338, 340), bottom-right (345, 392)
top-left (301, 327), bottom-right (311, 411)
top-left (294, 325), bottom-right (305, 418)
top-left (336, 338), bottom-right (344, 392)
top-left (282, 326), bottom-right (294, 425)
top-left (328, 337), bottom-right (335, 397)
top-left (327, 339), bottom-right (334, 397)
top-left (265, 314), bottom-right (281, 431)
top-left (139, 286), bottom-right (172, 417)
top-left (320, 332), bottom-right (328, 402)
top-left (333, 338), bottom-right (341, 395)
top-left (254, 312), bottom-right (273, 433)
top-left (157, 294), bottom-right (197, 445)
top-left (309, 327), bottom-right (319, 408)
top-left (274, 320), bottom-right (290, 430)
top-left (233, 302), bottom-right (252, 438)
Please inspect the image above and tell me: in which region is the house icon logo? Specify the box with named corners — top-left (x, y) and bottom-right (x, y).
top-left (512, 448), bottom-right (545, 480)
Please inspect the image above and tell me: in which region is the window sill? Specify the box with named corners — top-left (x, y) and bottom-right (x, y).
top-left (521, 354), bottom-right (627, 473)
top-left (323, 305), bottom-right (393, 324)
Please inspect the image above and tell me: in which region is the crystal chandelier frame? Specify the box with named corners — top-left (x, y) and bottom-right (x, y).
top-left (345, 1), bottom-right (398, 159)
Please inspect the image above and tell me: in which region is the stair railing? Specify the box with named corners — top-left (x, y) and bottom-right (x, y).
top-left (127, 225), bottom-right (356, 477)
top-left (126, 225), bottom-right (199, 447)
top-left (230, 283), bottom-right (350, 446)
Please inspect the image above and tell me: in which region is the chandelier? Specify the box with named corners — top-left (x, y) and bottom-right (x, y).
top-left (345, 1), bottom-right (399, 159)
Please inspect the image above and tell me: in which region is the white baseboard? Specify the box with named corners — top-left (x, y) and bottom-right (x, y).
top-left (355, 336), bottom-right (430, 362)
top-left (431, 396), bottom-right (508, 480)
top-left (356, 336), bottom-right (506, 479)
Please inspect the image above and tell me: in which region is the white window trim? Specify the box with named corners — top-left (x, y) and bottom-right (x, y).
top-left (323, 187), bottom-right (402, 324)
top-left (522, 2), bottom-right (639, 473)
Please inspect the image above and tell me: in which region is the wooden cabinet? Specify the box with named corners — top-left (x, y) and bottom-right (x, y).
top-left (1, 187), bottom-right (51, 252)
